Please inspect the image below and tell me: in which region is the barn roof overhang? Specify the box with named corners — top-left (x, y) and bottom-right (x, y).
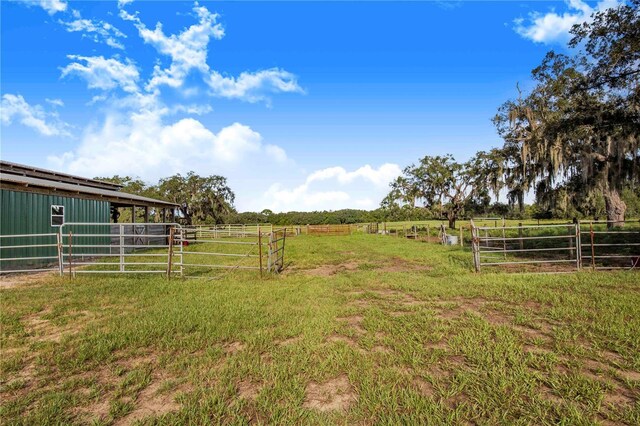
top-left (0, 160), bottom-right (123, 190)
top-left (0, 173), bottom-right (178, 209)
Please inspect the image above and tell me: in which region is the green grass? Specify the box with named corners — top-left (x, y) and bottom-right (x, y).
top-left (1, 234), bottom-right (639, 425)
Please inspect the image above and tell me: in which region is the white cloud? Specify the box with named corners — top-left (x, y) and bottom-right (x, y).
top-left (120, 2), bottom-right (303, 102)
top-left (61, 55), bottom-right (140, 93)
top-left (48, 111), bottom-right (289, 182)
top-left (1, 94), bottom-right (70, 136)
top-left (207, 69), bottom-right (304, 103)
top-left (514, 0), bottom-right (622, 44)
top-left (10, 0), bottom-right (67, 15)
top-left (257, 163), bottom-right (402, 212)
top-left (45, 98), bottom-right (64, 107)
top-left (121, 3), bottom-right (224, 91)
top-left (59, 12), bottom-right (127, 50)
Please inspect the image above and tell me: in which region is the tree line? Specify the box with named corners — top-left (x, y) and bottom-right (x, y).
top-left (384, 1), bottom-right (639, 228)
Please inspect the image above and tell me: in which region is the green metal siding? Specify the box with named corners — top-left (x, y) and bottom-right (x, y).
top-left (0, 189), bottom-right (110, 268)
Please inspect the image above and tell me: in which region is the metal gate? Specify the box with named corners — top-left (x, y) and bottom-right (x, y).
top-left (471, 223), bottom-right (580, 272)
top-left (1, 223), bottom-right (287, 278)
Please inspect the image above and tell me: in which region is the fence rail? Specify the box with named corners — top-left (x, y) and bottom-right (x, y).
top-left (1, 223), bottom-right (287, 278)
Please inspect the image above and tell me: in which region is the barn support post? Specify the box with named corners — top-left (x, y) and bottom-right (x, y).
top-left (131, 205), bottom-right (136, 223)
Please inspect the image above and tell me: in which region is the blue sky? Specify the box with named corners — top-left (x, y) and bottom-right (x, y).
top-left (1, 0), bottom-right (621, 211)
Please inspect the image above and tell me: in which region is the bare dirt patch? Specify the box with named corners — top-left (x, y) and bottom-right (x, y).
top-left (413, 377), bottom-right (435, 397)
top-left (336, 315), bottom-right (365, 334)
top-left (377, 257), bottom-right (432, 273)
top-left (425, 340), bottom-right (448, 351)
top-left (372, 345), bottom-right (392, 354)
top-left (303, 375), bottom-right (357, 413)
top-left (432, 298), bottom-right (514, 325)
top-left (115, 377), bottom-right (188, 425)
top-left (224, 341), bottom-right (246, 354)
top-left (302, 257), bottom-right (430, 276)
top-left (0, 271), bottom-right (55, 289)
top-left (326, 334), bottom-right (359, 348)
top-left (277, 336), bottom-right (301, 346)
top-left (304, 261), bottom-right (360, 277)
top-left (237, 380), bottom-right (262, 400)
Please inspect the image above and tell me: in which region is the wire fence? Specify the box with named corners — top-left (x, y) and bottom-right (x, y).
top-left (0, 223), bottom-right (288, 278)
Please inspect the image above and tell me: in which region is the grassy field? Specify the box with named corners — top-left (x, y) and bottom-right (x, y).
top-left (1, 234), bottom-right (639, 425)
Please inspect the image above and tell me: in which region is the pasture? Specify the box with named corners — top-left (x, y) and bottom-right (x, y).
top-left (1, 234), bottom-right (639, 425)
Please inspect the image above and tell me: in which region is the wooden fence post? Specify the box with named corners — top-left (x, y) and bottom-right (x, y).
top-left (459, 226), bottom-right (463, 247)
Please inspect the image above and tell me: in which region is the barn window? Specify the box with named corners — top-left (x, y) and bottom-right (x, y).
top-left (51, 205), bottom-right (64, 227)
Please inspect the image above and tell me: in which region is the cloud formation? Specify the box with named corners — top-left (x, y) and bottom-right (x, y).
top-left (1, 94), bottom-right (70, 136)
top-left (9, 0), bottom-right (67, 15)
top-left (514, 0), bottom-right (622, 44)
top-left (59, 10), bottom-right (127, 50)
top-left (48, 111), bottom-right (288, 182)
top-left (120, 2), bottom-right (303, 102)
top-left (257, 164), bottom-right (402, 212)
top-left (60, 55), bottom-right (140, 93)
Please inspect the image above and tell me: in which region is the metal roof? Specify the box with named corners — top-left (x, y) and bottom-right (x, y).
top-left (0, 160), bottom-right (123, 190)
top-left (0, 173), bottom-right (178, 208)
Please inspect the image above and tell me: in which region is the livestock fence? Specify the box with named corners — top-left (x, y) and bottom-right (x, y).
top-left (470, 219), bottom-right (640, 272)
top-left (306, 224), bottom-right (355, 236)
top-left (0, 223), bottom-right (288, 278)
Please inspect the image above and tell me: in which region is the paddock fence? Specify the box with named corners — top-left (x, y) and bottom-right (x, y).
top-left (471, 220), bottom-right (639, 272)
top-left (0, 223), bottom-right (287, 278)
top-left (306, 224), bottom-right (354, 236)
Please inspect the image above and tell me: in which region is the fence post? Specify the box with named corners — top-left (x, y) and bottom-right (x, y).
top-left (267, 232), bottom-right (273, 273)
top-left (68, 231), bottom-right (73, 279)
top-left (119, 224), bottom-right (125, 272)
top-left (590, 222), bottom-right (596, 270)
top-left (568, 225), bottom-right (574, 263)
top-left (56, 230), bottom-right (64, 276)
top-left (575, 223), bottom-right (581, 270)
top-left (518, 223), bottom-right (523, 250)
top-left (258, 225), bottom-right (263, 278)
top-left (502, 225), bottom-right (507, 260)
top-left (427, 224), bottom-right (430, 242)
top-left (471, 225), bottom-right (480, 272)
top-left (166, 227), bottom-right (174, 279)
top-left (459, 226), bottom-right (463, 247)
top-left (281, 229), bottom-right (287, 272)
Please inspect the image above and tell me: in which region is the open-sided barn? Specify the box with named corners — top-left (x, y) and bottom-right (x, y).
top-left (0, 161), bottom-right (178, 271)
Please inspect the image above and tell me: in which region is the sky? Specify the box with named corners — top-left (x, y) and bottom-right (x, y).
top-left (0, 0), bottom-right (623, 212)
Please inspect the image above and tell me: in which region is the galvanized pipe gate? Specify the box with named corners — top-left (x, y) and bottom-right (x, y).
top-left (0, 223), bottom-right (287, 278)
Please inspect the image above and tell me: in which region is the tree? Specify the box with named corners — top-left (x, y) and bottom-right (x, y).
top-left (383, 153), bottom-right (497, 229)
top-left (156, 172), bottom-right (235, 225)
top-left (494, 1), bottom-right (639, 227)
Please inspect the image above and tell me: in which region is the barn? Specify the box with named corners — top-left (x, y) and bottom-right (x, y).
top-left (0, 161), bottom-right (178, 272)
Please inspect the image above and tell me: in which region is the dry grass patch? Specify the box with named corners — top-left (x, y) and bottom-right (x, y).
top-left (303, 374), bottom-right (357, 413)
